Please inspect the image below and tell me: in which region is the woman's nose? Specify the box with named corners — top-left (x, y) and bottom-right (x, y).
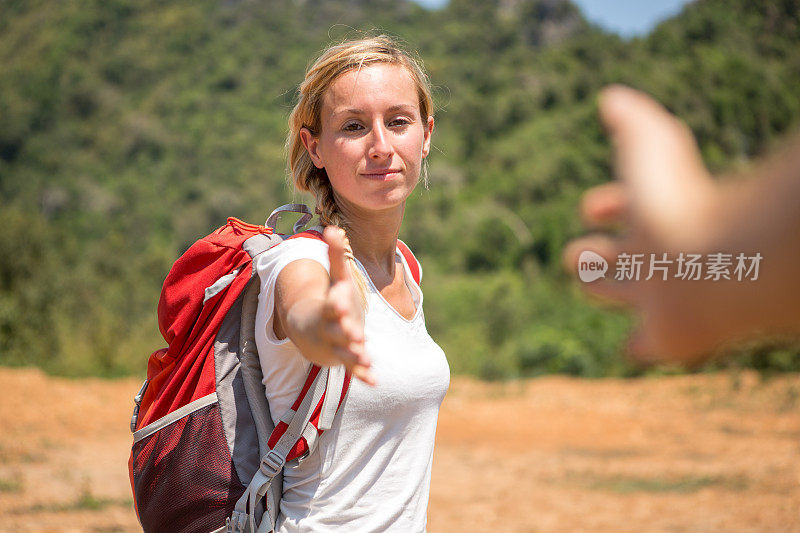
top-left (368, 124), bottom-right (392, 160)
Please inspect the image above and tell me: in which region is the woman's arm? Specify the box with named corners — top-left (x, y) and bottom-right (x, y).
top-left (273, 226), bottom-right (375, 385)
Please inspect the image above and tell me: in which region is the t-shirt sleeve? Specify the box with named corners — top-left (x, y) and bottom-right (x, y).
top-left (254, 236), bottom-right (330, 345)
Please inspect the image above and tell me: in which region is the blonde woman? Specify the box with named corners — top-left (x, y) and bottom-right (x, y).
top-left (253, 36), bottom-right (450, 531)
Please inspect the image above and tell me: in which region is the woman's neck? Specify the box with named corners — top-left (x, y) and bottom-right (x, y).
top-left (335, 200), bottom-right (404, 275)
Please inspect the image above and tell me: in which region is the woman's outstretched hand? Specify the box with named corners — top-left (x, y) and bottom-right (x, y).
top-left (563, 85), bottom-right (723, 365)
top-left (274, 226), bottom-right (375, 385)
top-left (321, 226), bottom-right (374, 385)
top-left (564, 85), bottom-right (800, 366)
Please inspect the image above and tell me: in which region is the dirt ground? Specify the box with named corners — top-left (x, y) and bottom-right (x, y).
top-left (0, 367), bottom-right (798, 532)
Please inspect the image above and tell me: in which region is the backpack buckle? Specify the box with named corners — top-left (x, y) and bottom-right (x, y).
top-left (130, 379), bottom-right (149, 433)
top-left (259, 449), bottom-right (285, 478)
top-left (226, 512), bottom-right (246, 533)
top-left (265, 204), bottom-right (313, 234)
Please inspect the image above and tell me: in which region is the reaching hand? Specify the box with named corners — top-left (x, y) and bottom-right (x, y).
top-left (321, 226), bottom-right (375, 385)
top-left (564, 85), bottom-right (800, 366)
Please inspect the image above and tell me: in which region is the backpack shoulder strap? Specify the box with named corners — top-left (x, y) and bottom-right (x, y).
top-left (396, 239), bottom-right (421, 285)
top-left (232, 365), bottom-right (350, 533)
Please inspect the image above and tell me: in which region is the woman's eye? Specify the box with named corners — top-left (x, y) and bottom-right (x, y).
top-left (343, 122), bottom-right (363, 132)
top-left (389, 118), bottom-right (411, 127)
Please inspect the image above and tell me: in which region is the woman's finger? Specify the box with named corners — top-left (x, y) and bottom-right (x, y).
top-left (580, 182), bottom-right (629, 229)
top-left (332, 346), bottom-right (374, 385)
top-left (598, 85), bottom-right (714, 237)
top-left (321, 317), bottom-right (364, 347)
top-left (322, 285), bottom-right (349, 320)
top-left (562, 234), bottom-right (619, 278)
top-left (324, 225), bottom-right (351, 285)
top-left (331, 344), bottom-right (367, 365)
top-left (562, 234), bottom-right (639, 308)
top-left (320, 320), bottom-right (351, 347)
top-left (351, 364), bottom-right (376, 387)
top-left (339, 314), bottom-right (365, 343)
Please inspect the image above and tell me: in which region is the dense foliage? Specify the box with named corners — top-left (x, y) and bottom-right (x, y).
top-left (2, 0), bottom-right (799, 378)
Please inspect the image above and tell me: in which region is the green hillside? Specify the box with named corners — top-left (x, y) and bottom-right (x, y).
top-left (2, 0), bottom-right (799, 377)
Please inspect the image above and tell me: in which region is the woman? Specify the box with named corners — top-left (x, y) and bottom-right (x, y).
top-left (253, 35), bottom-right (450, 531)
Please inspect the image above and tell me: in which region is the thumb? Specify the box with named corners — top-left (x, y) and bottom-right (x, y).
top-left (324, 225), bottom-right (351, 285)
top-left (598, 85), bottom-right (713, 236)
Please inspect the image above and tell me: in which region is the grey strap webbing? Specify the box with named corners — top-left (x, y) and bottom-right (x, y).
top-left (238, 278), bottom-right (273, 455)
top-left (318, 365), bottom-right (345, 430)
top-left (229, 366), bottom-right (331, 533)
top-left (236, 277), bottom-right (275, 530)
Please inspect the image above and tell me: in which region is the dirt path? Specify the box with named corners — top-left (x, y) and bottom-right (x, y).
top-left (0, 368), bottom-right (798, 532)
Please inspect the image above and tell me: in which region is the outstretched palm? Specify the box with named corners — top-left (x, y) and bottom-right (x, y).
top-left (322, 226), bottom-right (374, 385)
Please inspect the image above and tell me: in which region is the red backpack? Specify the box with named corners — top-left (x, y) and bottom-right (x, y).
top-left (128, 205), bottom-right (422, 533)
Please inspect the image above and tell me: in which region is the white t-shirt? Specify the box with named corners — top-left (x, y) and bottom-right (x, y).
top-left (254, 235), bottom-right (450, 533)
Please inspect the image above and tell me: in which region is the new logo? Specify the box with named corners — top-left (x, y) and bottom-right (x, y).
top-left (578, 250), bottom-right (608, 283)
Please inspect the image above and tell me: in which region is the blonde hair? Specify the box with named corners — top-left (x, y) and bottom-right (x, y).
top-left (287, 35), bottom-right (434, 307)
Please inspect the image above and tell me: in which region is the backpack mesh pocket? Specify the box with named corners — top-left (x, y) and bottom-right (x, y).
top-left (131, 401), bottom-right (244, 533)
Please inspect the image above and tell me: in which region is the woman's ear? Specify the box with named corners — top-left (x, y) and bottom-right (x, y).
top-left (421, 115), bottom-right (434, 158)
top-left (300, 127), bottom-right (325, 169)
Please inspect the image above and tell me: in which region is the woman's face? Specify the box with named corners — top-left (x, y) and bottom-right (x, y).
top-left (300, 64), bottom-right (433, 217)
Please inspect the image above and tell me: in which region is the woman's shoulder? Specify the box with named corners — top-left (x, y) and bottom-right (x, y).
top-left (256, 229), bottom-right (330, 276)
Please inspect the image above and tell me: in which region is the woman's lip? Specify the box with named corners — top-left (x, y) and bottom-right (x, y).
top-left (362, 170), bottom-right (401, 179)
